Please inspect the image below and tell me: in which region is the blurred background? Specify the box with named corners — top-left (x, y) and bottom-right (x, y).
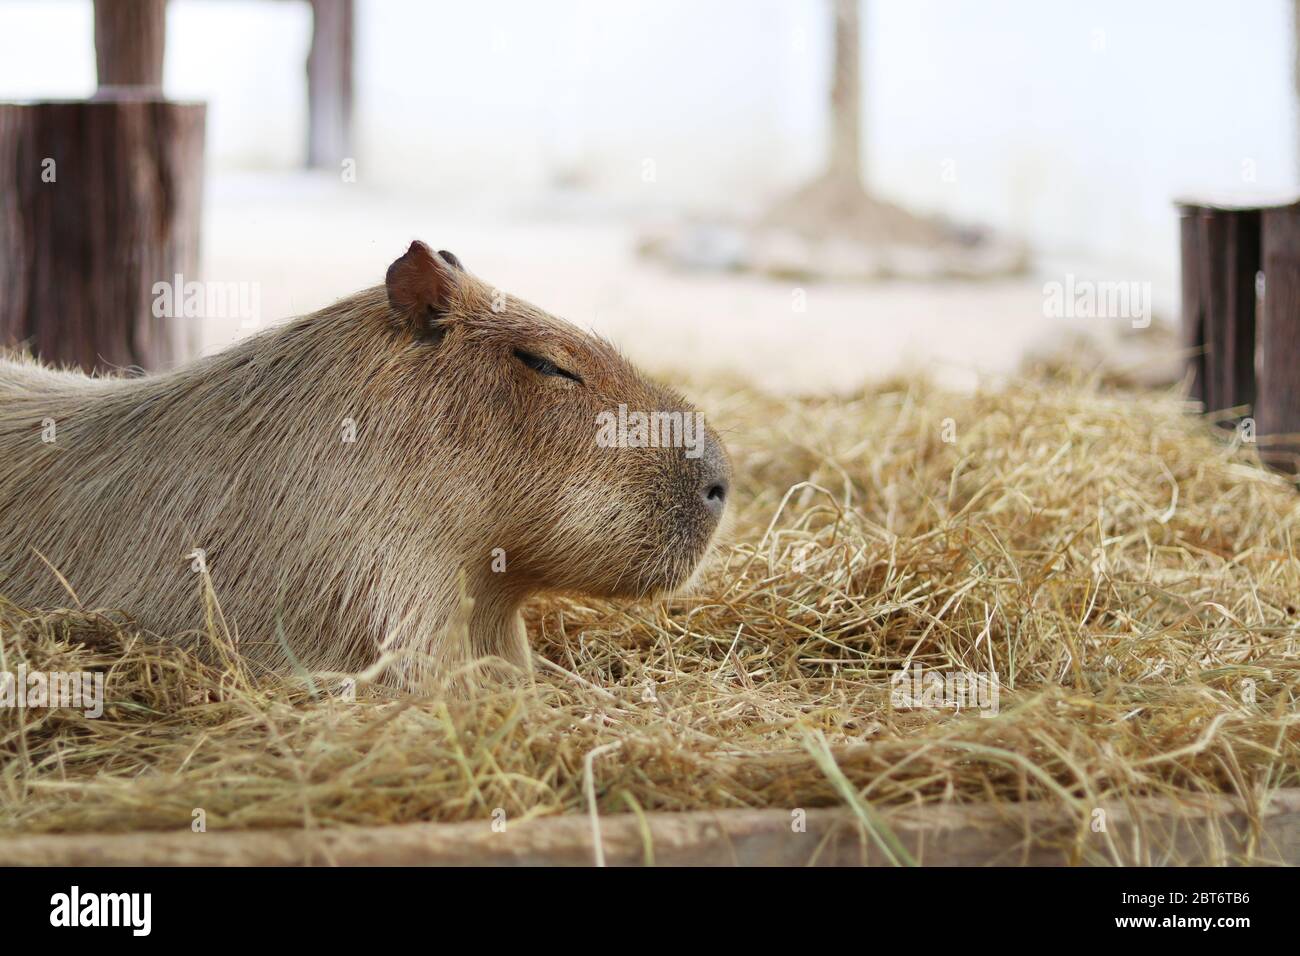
top-left (1, 0), bottom-right (1296, 392)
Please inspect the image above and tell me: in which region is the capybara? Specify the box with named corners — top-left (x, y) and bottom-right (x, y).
top-left (0, 242), bottom-right (731, 689)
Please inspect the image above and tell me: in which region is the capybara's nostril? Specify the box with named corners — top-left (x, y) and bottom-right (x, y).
top-left (703, 479), bottom-right (728, 519)
top-left (697, 432), bottom-right (731, 522)
top-left (700, 462), bottom-right (729, 520)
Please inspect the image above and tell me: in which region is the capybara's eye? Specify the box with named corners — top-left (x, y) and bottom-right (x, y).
top-left (512, 348), bottom-right (582, 384)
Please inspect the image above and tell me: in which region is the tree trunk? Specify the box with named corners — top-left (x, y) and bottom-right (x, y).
top-left (0, 97), bottom-right (205, 373)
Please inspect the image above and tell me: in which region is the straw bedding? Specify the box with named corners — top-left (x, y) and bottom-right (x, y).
top-left (2, 369), bottom-right (1297, 859)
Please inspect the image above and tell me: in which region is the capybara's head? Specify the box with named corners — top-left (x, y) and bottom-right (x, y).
top-left (383, 241), bottom-right (730, 599)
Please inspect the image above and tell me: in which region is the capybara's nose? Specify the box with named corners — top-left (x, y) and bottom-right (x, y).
top-left (702, 475), bottom-right (729, 519)
top-left (698, 435), bottom-right (730, 522)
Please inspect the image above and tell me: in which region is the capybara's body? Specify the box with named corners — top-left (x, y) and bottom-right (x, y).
top-left (0, 244), bottom-right (730, 689)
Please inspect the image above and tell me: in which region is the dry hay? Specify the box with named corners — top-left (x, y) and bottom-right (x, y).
top-left (2, 369), bottom-right (1298, 863)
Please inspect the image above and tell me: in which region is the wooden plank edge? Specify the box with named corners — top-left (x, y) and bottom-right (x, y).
top-left (2, 789), bottom-right (1298, 866)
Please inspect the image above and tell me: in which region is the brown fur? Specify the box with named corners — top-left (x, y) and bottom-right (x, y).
top-left (0, 243), bottom-right (730, 690)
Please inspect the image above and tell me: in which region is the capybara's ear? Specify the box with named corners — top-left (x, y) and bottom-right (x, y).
top-left (385, 240), bottom-right (460, 335)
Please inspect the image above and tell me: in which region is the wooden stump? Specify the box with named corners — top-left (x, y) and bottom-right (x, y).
top-left (1177, 203), bottom-right (1260, 417)
top-left (1178, 208), bottom-right (1207, 403)
top-left (0, 93), bottom-right (205, 373)
top-left (1177, 194), bottom-right (1300, 471)
top-left (1259, 205), bottom-right (1300, 463)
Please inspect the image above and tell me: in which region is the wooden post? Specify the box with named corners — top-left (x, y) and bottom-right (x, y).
top-left (0, 0), bottom-right (204, 373)
top-left (307, 0), bottom-right (354, 169)
top-left (1196, 209), bottom-right (1260, 417)
top-left (1198, 210), bottom-right (1229, 414)
top-left (1258, 205), bottom-right (1300, 460)
top-left (1178, 201), bottom-right (1262, 418)
top-left (1178, 208), bottom-right (1206, 402)
top-left (93, 0), bottom-right (167, 90)
top-left (828, 0), bottom-right (862, 185)
top-left (1294, 0), bottom-right (1300, 185)
top-left (1223, 210), bottom-right (1261, 419)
